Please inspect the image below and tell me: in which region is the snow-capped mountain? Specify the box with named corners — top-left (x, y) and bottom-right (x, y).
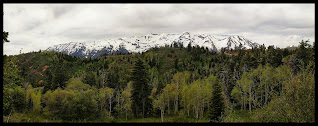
top-left (46, 32), bottom-right (259, 58)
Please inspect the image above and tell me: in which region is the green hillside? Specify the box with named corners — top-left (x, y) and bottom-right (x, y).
top-left (3, 40), bottom-right (315, 123)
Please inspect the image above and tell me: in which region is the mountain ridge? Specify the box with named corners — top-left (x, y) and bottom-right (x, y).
top-left (46, 32), bottom-right (260, 58)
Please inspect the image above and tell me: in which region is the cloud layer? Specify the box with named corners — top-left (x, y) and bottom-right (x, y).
top-left (3, 4), bottom-right (315, 55)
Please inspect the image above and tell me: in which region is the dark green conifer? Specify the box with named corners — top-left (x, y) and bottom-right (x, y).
top-left (208, 79), bottom-right (224, 122)
top-left (131, 58), bottom-right (152, 118)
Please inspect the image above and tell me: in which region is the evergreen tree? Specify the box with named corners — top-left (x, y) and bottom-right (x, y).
top-left (208, 78), bottom-right (224, 122)
top-left (53, 60), bottom-right (69, 89)
top-left (287, 55), bottom-right (301, 74)
top-left (187, 42), bottom-right (192, 52)
top-left (83, 71), bottom-right (97, 87)
top-left (43, 69), bottom-right (54, 94)
top-left (173, 42), bottom-right (179, 48)
top-left (266, 45), bottom-right (281, 67)
top-left (175, 58), bottom-right (179, 71)
top-left (296, 40), bottom-right (312, 66)
top-left (131, 59), bottom-right (152, 118)
top-left (106, 67), bottom-right (120, 89)
top-left (282, 48), bottom-right (290, 58)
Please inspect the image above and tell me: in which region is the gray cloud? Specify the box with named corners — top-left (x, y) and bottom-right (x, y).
top-left (3, 4), bottom-right (315, 55)
top-left (52, 5), bottom-right (76, 18)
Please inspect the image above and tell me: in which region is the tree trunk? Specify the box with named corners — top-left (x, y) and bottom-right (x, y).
top-left (261, 90), bottom-right (263, 107)
top-left (195, 106), bottom-right (199, 119)
top-left (6, 111), bottom-right (12, 123)
top-left (243, 93), bottom-right (246, 110)
top-left (168, 97), bottom-right (170, 115)
top-left (243, 96), bottom-right (245, 110)
top-left (161, 109), bottom-right (164, 122)
top-left (142, 99), bottom-right (145, 118)
top-left (245, 94), bottom-right (247, 110)
top-left (241, 93), bottom-right (243, 110)
top-left (174, 100), bottom-right (178, 115)
top-left (184, 100), bottom-right (187, 116)
top-left (126, 109), bottom-right (128, 120)
top-left (109, 98), bottom-right (112, 117)
top-left (117, 91), bottom-right (121, 116)
top-left (200, 106), bottom-right (204, 119)
top-left (221, 72), bottom-right (231, 110)
top-left (100, 98), bottom-right (103, 112)
top-left (196, 108), bottom-right (199, 119)
top-left (200, 109), bottom-right (202, 119)
top-left (175, 80), bottom-right (179, 115)
top-left (265, 84), bottom-right (268, 105)
top-left (193, 106), bottom-right (195, 118)
top-left (249, 86), bottom-right (252, 112)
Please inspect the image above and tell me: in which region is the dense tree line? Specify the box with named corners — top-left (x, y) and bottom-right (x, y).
top-left (3, 40), bottom-right (315, 122)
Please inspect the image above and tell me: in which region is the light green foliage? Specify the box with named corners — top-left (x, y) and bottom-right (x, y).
top-left (235, 72), bottom-right (252, 110)
top-left (229, 62), bottom-right (314, 122)
top-left (171, 71), bottom-right (192, 111)
top-left (32, 89), bottom-right (42, 113)
top-left (180, 84), bottom-right (191, 117)
top-left (176, 75), bottom-right (215, 119)
top-left (3, 85), bottom-right (26, 116)
top-left (232, 64), bottom-right (289, 111)
top-left (25, 85), bottom-right (42, 113)
top-left (3, 87), bottom-right (14, 115)
top-left (230, 86), bottom-right (241, 109)
top-left (66, 78), bottom-right (91, 91)
top-left (153, 90), bottom-right (166, 122)
top-left (42, 78), bottom-right (98, 121)
top-left (41, 90), bottom-right (53, 118)
top-left (99, 87), bottom-right (115, 118)
top-left (161, 83), bottom-right (177, 115)
top-left (42, 88), bottom-right (70, 119)
top-left (149, 87), bottom-right (157, 101)
top-left (121, 82), bottom-right (132, 120)
top-left (153, 71), bottom-right (191, 122)
top-left (252, 62), bottom-right (315, 122)
top-left (3, 56), bottom-right (23, 87)
top-left (178, 75), bottom-right (215, 119)
top-left (259, 64), bottom-right (275, 105)
top-left (113, 90), bottom-right (122, 117)
top-left (272, 65), bottom-right (293, 93)
top-left (171, 71), bottom-right (190, 91)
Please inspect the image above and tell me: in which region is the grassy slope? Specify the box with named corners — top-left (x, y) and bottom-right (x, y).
top-left (221, 110), bottom-right (254, 122)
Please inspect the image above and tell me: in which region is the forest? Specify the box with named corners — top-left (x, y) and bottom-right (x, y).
top-left (3, 40), bottom-right (315, 123)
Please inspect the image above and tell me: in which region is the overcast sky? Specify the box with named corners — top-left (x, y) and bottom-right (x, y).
top-left (3, 4), bottom-right (315, 55)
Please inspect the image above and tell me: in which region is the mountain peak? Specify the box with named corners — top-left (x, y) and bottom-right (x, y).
top-left (182, 31), bottom-right (191, 35)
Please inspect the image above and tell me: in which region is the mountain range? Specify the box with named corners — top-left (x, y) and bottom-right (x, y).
top-left (46, 32), bottom-right (260, 58)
